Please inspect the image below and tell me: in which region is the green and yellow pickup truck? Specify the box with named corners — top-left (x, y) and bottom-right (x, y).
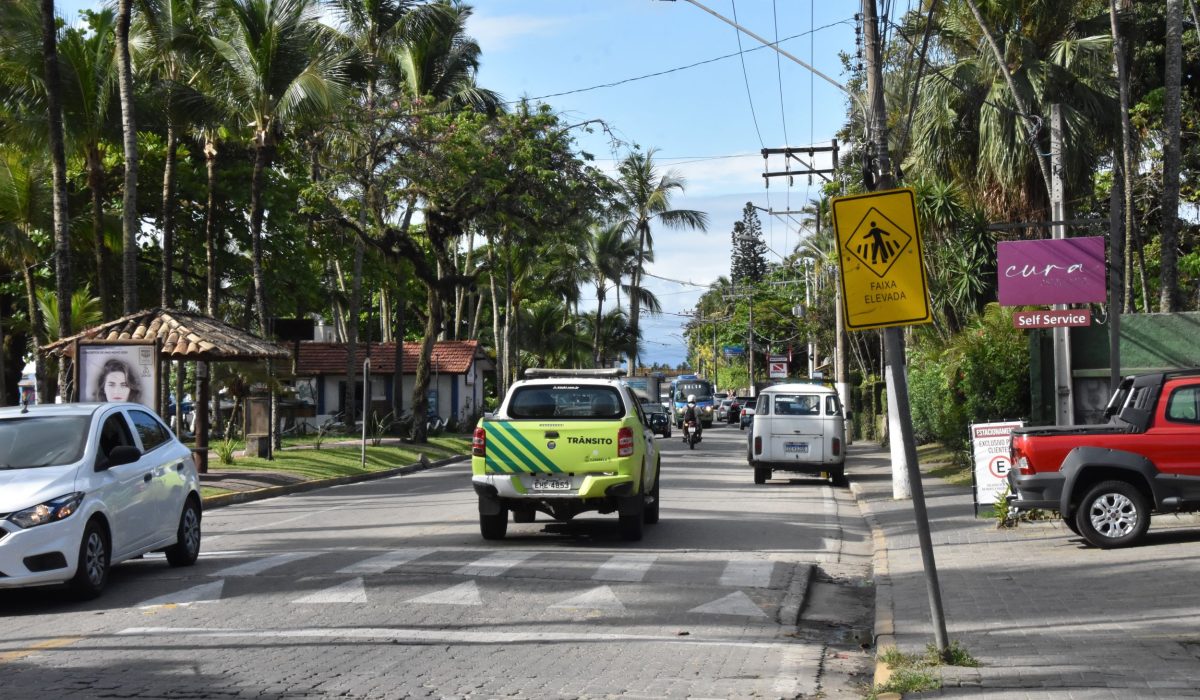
top-left (471, 369), bottom-right (661, 541)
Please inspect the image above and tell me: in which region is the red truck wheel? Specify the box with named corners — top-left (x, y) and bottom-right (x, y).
top-left (1075, 480), bottom-right (1150, 548)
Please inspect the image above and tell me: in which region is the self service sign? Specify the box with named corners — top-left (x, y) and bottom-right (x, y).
top-left (831, 188), bottom-right (932, 331)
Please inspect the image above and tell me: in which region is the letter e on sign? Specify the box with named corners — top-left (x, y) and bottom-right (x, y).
top-left (988, 455), bottom-right (1010, 479)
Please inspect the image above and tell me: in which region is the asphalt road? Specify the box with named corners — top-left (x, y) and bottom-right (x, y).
top-left (1, 422), bottom-right (875, 699)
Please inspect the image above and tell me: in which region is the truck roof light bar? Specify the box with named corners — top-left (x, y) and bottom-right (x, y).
top-left (523, 368), bottom-right (627, 379)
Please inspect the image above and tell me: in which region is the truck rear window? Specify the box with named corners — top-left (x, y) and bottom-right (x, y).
top-left (508, 386), bottom-right (626, 419)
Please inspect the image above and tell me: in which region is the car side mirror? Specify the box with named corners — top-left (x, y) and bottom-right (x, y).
top-left (104, 445), bottom-right (142, 469)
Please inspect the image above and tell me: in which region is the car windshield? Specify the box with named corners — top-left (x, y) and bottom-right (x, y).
top-left (508, 385), bottom-right (625, 419)
top-left (0, 416), bottom-right (91, 469)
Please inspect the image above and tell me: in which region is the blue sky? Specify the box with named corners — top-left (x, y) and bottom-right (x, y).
top-left (59, 0), bottom-right (862, 366)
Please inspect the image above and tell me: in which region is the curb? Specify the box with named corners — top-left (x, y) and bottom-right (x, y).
top-left (779, 562), bottom-right (815, 626)
top-left (200, 454), bottom-right (470, 510)
top-left (849, 480), bottom-right (897, 692)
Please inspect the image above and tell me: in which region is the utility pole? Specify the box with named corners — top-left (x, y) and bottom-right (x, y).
top-left (1050, 104), bottom-right (1075, 425)
top-left (863, 0), bottom-right (950, 659)
top-left (761, 142), bottom-right (839, 187)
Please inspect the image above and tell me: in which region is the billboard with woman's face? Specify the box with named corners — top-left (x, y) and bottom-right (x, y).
top-left (76, 341), bottom-right (159, 409)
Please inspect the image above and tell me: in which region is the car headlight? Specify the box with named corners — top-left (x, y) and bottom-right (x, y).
top-left (704, 406), bottom-right (713, 412)
top-left (8, 492), bottom-right (84, 529)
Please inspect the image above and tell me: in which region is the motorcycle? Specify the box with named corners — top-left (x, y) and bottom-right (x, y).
top-left (682, 420), bottom-right (701, 450)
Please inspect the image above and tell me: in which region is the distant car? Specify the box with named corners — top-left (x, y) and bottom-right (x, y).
top-left (740, 404), bottom-right (755, 430)
top-left (716, 399), bottom-right (735, 422)
top-left (725, 397), bottom-right (742, 424)
top-left (641, 401), bottom-right (672, 438)
top-left (0, 403), bottom-right (203, 599)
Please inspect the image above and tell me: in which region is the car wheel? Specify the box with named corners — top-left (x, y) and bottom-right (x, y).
top-left (830, 466), bottom-right (849, 488)
top-left (1075, 480), bottom-right (1150, 549)
top-left (512, 509), bottom-right (536, 524)
top-left (70, 520), bottom-right (110, 600)
top-left (480, 509), bottom-right (509, 540)
top-left (165, 497), bottom-right (202, 567)
top-left (1063, 516), bottom-right (1081, 537)
top-left (644, 464), bottom-right (661, 525)
top-left (619, 513), bottom-right (644, 541)
top-left (754, 467), bottom-right (770, 485)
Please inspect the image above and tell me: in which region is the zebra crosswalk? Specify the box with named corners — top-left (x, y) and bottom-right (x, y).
top-left (133, 547), bottom-right (794, 618)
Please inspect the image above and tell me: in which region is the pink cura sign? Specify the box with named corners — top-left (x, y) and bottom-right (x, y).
top-left (997, 236), bottom-right (1107, 306)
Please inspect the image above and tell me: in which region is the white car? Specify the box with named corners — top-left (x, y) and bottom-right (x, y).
top-left (0, 403), bottom-right (202, 599)
top-left (747, 383), bottom-right (847, 486)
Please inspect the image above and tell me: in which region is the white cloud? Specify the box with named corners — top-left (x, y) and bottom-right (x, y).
top-left (467, 14), bottom-right (571, 51)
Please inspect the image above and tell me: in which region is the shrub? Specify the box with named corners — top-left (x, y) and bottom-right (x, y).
top-left (214, 437), bottom-right (237, 465)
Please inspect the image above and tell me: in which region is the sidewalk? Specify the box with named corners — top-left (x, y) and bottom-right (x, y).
top-left (847, 442), bottom-right (1200, 699)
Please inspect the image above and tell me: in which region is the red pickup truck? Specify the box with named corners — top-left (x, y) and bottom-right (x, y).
top-left (1008, 371), bottom-right (1200, 548)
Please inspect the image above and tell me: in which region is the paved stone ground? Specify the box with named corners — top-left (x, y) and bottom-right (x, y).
top-left (848, 442), bottom-right (1200, 699)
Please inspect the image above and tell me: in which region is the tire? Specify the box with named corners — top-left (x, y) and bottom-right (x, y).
top-left (754, 467), bottom-right (770, 485)
top-left (165, 497), bottom-right (202, 567)
top-left (619, 513), bottom-right (644, 541)
top-left (830, 466), bottom-right (849, 488)
top-left (644, 466), bottom-right (661, 525)
top-left (665, 429), bottom-right (671, 439)
top-left (1063, 516), bottom-right (1081, 537)
top-left (1074, 480), bottom-right (1150, 549)
top-left (480, 508), bottom-right (509, 540)
top-left (512, 509), bottom-right (536, 524)
top-left (688, 436), bottom-right (696, 450)
top-left (70, 520), bottom-right (110, 600)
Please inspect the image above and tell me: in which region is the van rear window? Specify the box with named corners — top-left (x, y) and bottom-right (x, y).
top-left (772, 394), bottom-right (822, 416)
top-left (509, 386), bottom-right (625, 419)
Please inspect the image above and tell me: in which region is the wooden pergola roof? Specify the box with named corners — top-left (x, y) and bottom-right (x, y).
top-left (41, 308), bottom-right (292, 362)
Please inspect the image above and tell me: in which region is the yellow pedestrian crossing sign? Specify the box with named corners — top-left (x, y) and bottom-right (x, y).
top-left (831, 188), bottom-right (931, 330)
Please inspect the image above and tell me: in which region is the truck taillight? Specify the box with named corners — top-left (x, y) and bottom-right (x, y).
top-left (754, 436), bottom-right (762, 455)
top-left (618, 427), bottom-right (634, 457)
top-left (472, 427), bottom-right (486, 457)
top-left (1011, 439), bottom-right (1032, 475)
top-left (832, 437), bottom-right (841, 456)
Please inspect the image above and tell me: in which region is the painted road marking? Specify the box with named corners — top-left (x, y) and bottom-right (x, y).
top-left (406, 581), bottom-right (482, 606)
top-left (138, 580), bottom-right (225, 608)
top-left (118, 626), bottom-right (798, 649)
top-left (454, 551), bottom-right (537, 577)
top-left (719, 560), bottom-right (775, 588)
top-left (689, 591), bottom-right (768, 618)
top-left (209, 551), bottom-right (320, 577)
top-left (293, 578), bottom-right (368, 604)
top-left (0, 637), bottom-right (82, 664)
top-left (551, 585), bottom-right (625, 611)
top-left (336, 549), bottom-right (432, 574)
top-left (591, 553), bottom-right (657, 582)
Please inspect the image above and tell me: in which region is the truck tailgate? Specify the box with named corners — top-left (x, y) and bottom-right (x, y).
top-left (482, 420), bottom-right (623, 474)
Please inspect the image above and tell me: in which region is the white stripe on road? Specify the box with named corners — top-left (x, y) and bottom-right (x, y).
top-left (137, 580), bottom-right (225, 608)
top-left (406, 581), bottom-right (482, 605)
top-left (336, 549), bottom-right (432, 574)
top-left (209, 552), bottom-right (321, 577)
top-left (292, 578), bottom-right (368, 604)
top-left (591, 553), bottom-right (657, 582)
top-left (551, 585), bottom-right (625, 611)
top-left (454, 551), bottom-right (537, 577)
top-left (688, 591), bottom-right (768, 618)
top-left (117, 626), bottom-right (802, 649)
top-left (718, 560), bottom-right (775, 588)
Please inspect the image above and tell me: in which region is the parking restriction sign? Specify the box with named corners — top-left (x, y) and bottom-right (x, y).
top-left (831, 188), bottom-right (932, 331)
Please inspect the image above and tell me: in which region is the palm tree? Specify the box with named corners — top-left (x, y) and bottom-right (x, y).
top-left (116, 0), bottom-right (139, 314)
top-left (134, 0), bottom-right (217, 309)
top-left (394, 0), bottom-right (499, 112)
top-left (39, 0), bottom-right (72, 398)
top-left (58, 9), bottom-right (118, 319)
top-left (212, 0), bottom-right (351, 335)
top-left (614, 148), bottom-right (707, 369)
top-left (0, 146), bottom-right (51, 398)
top-left (586, 221), bottom-right (636, 367)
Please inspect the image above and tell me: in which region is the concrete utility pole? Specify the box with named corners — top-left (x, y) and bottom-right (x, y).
top-left (863, 0), bottom-right (950, 659)
top-left (1050, 104), bottom-right (1075, 425)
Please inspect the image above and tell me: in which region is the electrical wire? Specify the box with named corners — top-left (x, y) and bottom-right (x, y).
top-left (730, 0), bottom-right (766, 149)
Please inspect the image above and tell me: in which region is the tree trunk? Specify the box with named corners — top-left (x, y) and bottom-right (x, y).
top-left (392, 290), bottom-right (404, 419)
top-left (116, 0), bottom-right (138, 315)
top-left (468, 293), bottom-right (483, 342)
top-left (1161, 0), bottom-right (1183, 311)
top-left (629, 223), bottom-right (646, 369)
top-left (204, 138), bottom-right (219, 316)
top-left (454, 235), bottom-right (474, 338)
top-left (594, 287), bottom-right (605, 367)
top-left (249, 137), bottom-right (271, 335)
top-left (1110, 0), bottom-right (1138, 314)
top-left (85, 146), bottom-right (111, 319)
top-left (344, 238), bottom-right (364, 423)
top-left (410, 284), bottom-right (442, 443)
top-left (379, 288), bottom-right (392, 342)
top-left (41, 0), bottom-right (71, 400)
top-left (486, 233), bottom-right (504, 396)
top-left (160, 119), bottom-right (179, 308)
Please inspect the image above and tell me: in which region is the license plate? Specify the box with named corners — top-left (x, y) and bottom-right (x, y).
top-left (784, 442), bottom-right (809, 454)
top-left (531, 475), bottom-right (573, 491)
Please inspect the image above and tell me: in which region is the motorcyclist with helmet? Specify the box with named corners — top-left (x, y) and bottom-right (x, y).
top-left (681, 394), bottom-right (702, 443)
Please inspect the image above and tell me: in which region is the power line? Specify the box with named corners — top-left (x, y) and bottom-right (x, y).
top-left (731, 0), bottom-right (767, 148)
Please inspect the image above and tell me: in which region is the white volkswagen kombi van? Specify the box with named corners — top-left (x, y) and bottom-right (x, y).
top-left (746, 383), bottom-right (847, 486)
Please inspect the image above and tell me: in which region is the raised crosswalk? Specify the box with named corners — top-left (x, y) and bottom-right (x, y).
top-left (132, 548), bottom-right (791, 617)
